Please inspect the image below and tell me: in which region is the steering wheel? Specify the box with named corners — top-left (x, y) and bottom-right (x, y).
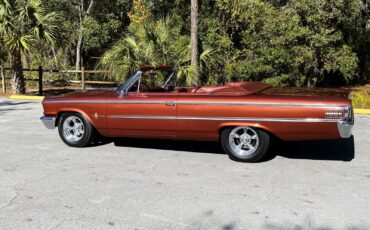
top-left (139, 81), bottom-right (150, 92)
top-left (164, 85), bottom-right (175, 92)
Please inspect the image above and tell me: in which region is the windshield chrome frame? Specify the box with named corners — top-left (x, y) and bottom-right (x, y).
top-left (117, 70), bottom-right (142, 97)
top-left (117, 68), bottom-right (176, 97)
top-left (162, 71), bottom-right (175, 88)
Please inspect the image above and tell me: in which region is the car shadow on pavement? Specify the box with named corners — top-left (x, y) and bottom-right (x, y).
top-left (113, 138), bottom-right (225, 155)
top-left (0, 101), bottom-right (35, 115)
top-left (270, 136), bottom-right (355, 162)
top-left (0, 101), bottom-right (35, 106)
top-left (0, 107), bottom-right (33, 115)
top-left (96, 136), bottom-right (355, 162)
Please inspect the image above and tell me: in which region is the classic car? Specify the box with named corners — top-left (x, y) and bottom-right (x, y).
top-left (40, 65), bottom-right (354, 162)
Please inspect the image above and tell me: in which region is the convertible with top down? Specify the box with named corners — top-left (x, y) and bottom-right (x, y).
top-left (40, 65), bottom-right (354, 162)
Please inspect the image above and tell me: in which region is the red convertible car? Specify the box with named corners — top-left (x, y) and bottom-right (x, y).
top-left (41, 66), bottom-right (354, 162)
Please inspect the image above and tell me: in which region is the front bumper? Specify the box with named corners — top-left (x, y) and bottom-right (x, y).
top-left (337, 121), bottom-right (353, 138)
top-left (40, 116), bottom-right (56, 129)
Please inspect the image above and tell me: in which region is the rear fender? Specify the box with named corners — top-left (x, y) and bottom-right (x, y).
top-left (218, 122), bottom-right (275, 137)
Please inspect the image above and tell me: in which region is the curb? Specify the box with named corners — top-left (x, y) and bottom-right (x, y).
top-left (6, 95), bottom-right (370, 115)
top-left (9, 95), bottom-right (44, 101)
top-left (354, 109), bottom-right (370, 115)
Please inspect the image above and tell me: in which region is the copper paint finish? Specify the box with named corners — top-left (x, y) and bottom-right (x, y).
top-left (42, 87), bottom-right (352, 141)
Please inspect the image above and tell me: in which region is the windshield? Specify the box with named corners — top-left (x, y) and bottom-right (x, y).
top-left (116, 69), bottom-right (175, 94)
top-left (116, 71), bottom-right (142, 93)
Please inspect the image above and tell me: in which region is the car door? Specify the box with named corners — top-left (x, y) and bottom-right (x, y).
top-left (175, 92), bottom-right (219, 141)
top-left (107, 92), bottom-right (177, 138)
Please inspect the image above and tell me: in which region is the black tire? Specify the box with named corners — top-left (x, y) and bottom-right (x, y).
top-left (58, 112), bottom-right (95, 147)
top-left (221, 126), bottom-right (270, 162)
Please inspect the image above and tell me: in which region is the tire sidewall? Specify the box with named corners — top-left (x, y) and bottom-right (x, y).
top-left (221, 127), bottom-right (270, 162)
top-left (58, 113), bottom-right (93, 147)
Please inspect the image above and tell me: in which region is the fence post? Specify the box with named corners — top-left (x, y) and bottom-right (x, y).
top-left (81, 66), bottom-right (85, 90)
top-left (38, 66), bottom-right (43, 96)
top-left (1, 66), bottom-right (5, 95)
top-left (109, 70), bottom-right (112, 81)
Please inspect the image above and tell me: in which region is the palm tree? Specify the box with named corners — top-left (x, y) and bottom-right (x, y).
top-left (99, 17), bottom-right (215, 85)
top-left (0, 0), bottom-right (61, 94)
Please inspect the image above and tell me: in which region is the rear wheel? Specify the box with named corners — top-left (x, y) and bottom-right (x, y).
top-left (58, 113), bottom-right (95, 147)
top-left (221, 126), bottom-right (270, 162)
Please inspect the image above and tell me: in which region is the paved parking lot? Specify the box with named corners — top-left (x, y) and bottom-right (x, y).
top-left (0, 98), bottom-right (369, 230)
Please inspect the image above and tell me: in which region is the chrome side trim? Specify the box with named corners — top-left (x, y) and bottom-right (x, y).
top-left (176, 101), bottom-right (347, 108)
top-left (43, 100), bottom-right (106, 104)
top-left (44, 100), bottom-right (171, 105)
top-left (40, 116), bottom-right (56, 129)
top-left (111, 115), bottom-right (177, 120)
top-left (109, 115), bottom-right (339, 123)
top-left (43, 99), bottom-right (348, 108)
top-left (108, 101), bottom-right (169, 105)
top-left (177, 117), bottom-right (338, 123)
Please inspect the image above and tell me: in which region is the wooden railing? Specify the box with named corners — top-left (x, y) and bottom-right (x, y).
top-left (0, 66), bottom-right (113, 95)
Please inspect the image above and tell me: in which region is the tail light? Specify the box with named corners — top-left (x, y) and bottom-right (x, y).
top-left (325, 105), bottom-right (354, 123)
top-left (325, 109), bottom-right (345, 119)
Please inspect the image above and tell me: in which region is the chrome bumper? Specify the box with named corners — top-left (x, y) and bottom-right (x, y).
top-left (337, 121), bottom-right (353, 139)
top-left (40, 116), bottom-right (56, 129)
top-left (336, 105), bottom-right (354, 139)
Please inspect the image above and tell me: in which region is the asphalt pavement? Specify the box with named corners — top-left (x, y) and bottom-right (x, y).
top-left (0, 99), bottom-right (369, 230)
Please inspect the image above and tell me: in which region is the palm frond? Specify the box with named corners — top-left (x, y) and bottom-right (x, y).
top-left (1, 0), bottom-right (63, 51)
top-left (99, 16), bottom-right (217, 85)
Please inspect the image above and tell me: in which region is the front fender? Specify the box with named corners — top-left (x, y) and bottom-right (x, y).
top-left (56, 107), bottom-right (107, 129)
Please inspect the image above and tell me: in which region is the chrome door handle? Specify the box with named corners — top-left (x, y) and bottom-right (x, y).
top-left (165, 101), bottom-right (176, 106)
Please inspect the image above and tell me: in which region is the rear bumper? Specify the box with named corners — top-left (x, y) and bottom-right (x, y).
top-left (40, 116), bottom-right (56, 129)
top-left (337, 121), bottom-right (353, 138)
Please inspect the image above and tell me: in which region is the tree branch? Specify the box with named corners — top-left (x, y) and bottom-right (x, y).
top-left (86, 0), bottom-right (94, 15)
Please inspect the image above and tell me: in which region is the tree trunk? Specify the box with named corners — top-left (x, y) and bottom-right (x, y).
top-left (76, 32), bottom-right (83, 71)
top-left (75, 0), bottom-right (94, 71)
top-left (359, 0), bottom-right (369, 82)
top-left (51, 47), bottom-right (58, 66)
top-left (22, 52), bottom-right (29, 69)
top-left (10, 50), bottom-right (25, 94)
top-left (307, 76), bottom-right (312, 88)
top-left (75, 0), bottom-right (84, 71)
top-left (191, 0), bottom-right (198, 67)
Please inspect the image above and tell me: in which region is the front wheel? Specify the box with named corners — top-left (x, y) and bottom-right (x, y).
top-left (221, 126), bottom-right (270, 162)
top-left (58, 113), bottom-right (95, 147)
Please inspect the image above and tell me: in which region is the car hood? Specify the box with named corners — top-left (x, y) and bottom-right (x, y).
top-left (44, 89), bottom-right (117, 101)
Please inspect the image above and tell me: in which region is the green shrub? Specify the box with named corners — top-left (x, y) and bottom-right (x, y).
top-left (262, 74), bottom-right (305, 87)
top-left (349, 85), bottom-right (370, 109)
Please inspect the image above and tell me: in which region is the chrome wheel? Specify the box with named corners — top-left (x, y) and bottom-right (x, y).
top-left (62, 116), bottom-right (85, 142)
top-left (229, 126), bottom-right (259, 156)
